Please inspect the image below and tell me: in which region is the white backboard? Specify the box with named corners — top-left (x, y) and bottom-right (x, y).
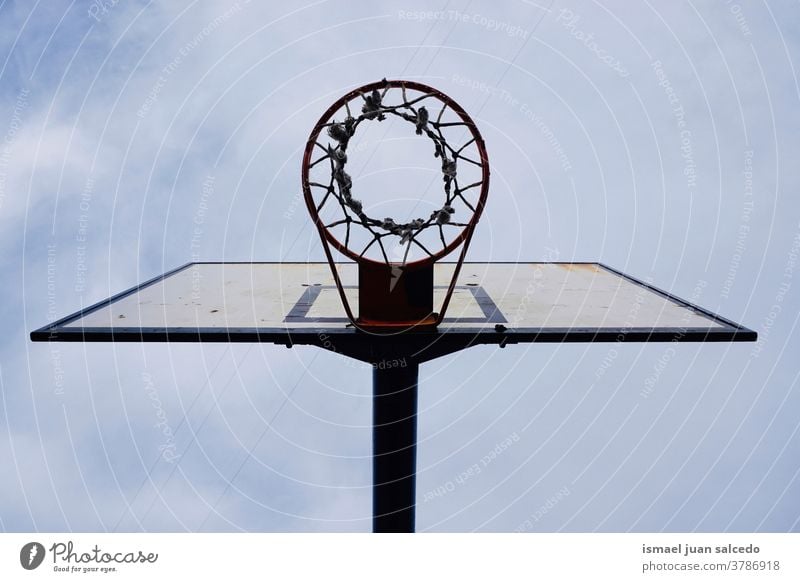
top-left (32, 262), bottom-right (754, 346)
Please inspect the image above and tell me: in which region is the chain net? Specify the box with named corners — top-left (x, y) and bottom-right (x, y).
top-left (306, 80), bottom-right (486, 265)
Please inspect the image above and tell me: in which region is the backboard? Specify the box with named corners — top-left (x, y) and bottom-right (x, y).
top-left (31, 262), bottom-right (755, 349)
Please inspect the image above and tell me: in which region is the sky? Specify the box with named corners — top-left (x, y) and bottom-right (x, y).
top-left (1, 0), bottom-right (799, 532)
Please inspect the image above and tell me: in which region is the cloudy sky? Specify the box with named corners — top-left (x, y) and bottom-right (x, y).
top-left (1, 0), bottom-right (799, 532)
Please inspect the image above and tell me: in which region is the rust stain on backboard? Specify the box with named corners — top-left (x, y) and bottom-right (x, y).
top-left (557, 263), bottom-right (599, 273)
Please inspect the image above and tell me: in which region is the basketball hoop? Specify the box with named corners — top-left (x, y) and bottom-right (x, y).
top-left (30, 77), bottom-right (758, 536)
top-left (302, 79), bottom-right (490, 331)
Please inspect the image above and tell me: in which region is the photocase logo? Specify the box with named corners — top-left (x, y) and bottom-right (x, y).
top-left (20, 542), bottom-right (46, 570)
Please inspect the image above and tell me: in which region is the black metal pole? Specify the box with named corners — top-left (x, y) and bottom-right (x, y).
top-left (372, 359), bottom-right (419, 533)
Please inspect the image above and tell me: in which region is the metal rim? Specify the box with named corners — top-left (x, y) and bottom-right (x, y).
top-left (302, 79), bottom-right (490, 268)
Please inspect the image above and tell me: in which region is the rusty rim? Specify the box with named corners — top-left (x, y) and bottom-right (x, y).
top-left (302, 79), bottom-right (490, 268)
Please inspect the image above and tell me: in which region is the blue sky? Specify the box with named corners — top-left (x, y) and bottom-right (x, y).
top-left (1, 0), bottom-right (799, 531)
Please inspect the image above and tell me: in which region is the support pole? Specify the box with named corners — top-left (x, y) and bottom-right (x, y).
top-left (372, 360), bottom-right (419, 533)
